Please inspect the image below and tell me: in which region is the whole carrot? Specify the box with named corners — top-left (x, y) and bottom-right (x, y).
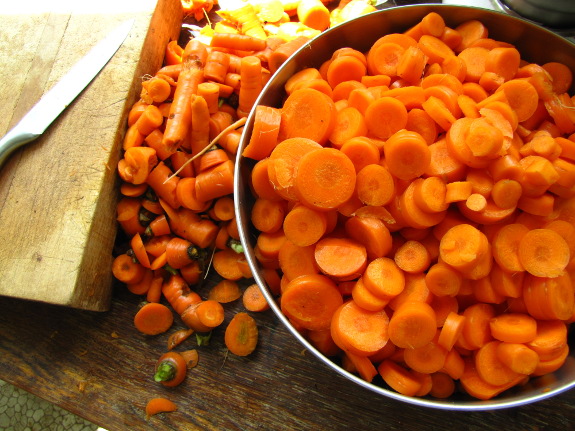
top-left (163, 40), bottom-right (208, 154)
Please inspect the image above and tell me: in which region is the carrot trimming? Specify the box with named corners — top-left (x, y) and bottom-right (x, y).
top-left (127, 268), bottom-right (154, 295)
top-left (112, 254), bottom-right (146, 285)
top-left (145, 398), bottom-right (177, 420)
top-left (225, 312), bottom-right (259, 356)
top-left (242, 283), bottom-right (270, 312)
top-left (133, 302), bottom-right (174, 335)
top-left (181, 299), bottom-right (225, 332)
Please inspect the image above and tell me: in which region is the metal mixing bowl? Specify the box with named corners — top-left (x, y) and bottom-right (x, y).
top-left (234, 4), bottom-right (575, 410)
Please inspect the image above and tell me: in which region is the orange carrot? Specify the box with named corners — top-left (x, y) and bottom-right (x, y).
top-left (225, 312), bottom-right (259, 356)
top-left (364, 96), bottom-right (408, 140)
top-left (237, 56), bottom-right (263, 118)
top-left (210, 32), bottom-right (267, 52)
top-left (394, 240), bottom-right (431, 274)
top-left (166, 328), bottom-right (194, 351)
top-left (154, 351), bottom-right (187, 387)
top-left (181, 299), bottom-right (225, 332)
top-left (330, 299), bottom-right (389, 356)
top-left (283, 204), bottom-right (327, 247)
top-left (490, 313), bottom-right (537, 344)
top-left (145, 398), bottom-right (177, 420)
top-left (134, 302), bottom-right (174, 335)
top-left (384, 129), bottom-right (431, 181)
top-left (518, 228), bottom-right (570, 277)
top-left (362, 257), bottom-right (405, 300)
top-left (355, 164), bottom-right (395, 207)
top-left (163, 40), bottom-right (208, 153)
top-left (377, 360), bottom-right (422, 397)
top-left (496, 342), bottom-right (540, 375)
top-left (294, 148), bottom-right (357, 211)
top-left (243, 283), bottom-right (270, 312)
top-left (388, 301), bottom-right (437, 349)
top-left (281, 274), bottom-right (343, 331)
top-left (404, 339), bottom-right (448, 374)
top-left (344, 215), bottom-right (393, 260)
top-left (161, 275), bottom-right (202, 316)
top-left (268, 36), bottom-right (310, 74)
top-left (112, 253), bottom-right (146, 285)
top-left (314, 237), bottom-right (367, 281)
top-left (279, 88), bottom-right (337, 145)
top-left (475, 340), bottom-right (521, 386)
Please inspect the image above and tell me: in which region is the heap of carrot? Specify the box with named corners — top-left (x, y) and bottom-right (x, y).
top-left (111, 0), bottom-right (384, 419)
top-left (242, 11), bottom-right (575, 401)
top-left (112, 12), bottom-right (296, 403)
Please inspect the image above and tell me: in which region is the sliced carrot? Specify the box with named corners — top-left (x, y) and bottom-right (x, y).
top-left (225, 312), bottom-right (258, 356)
top-left (344, 215), bottom-right (392, 260)
top-left (208, 279), bottom-right (242, 303)
top-left (314, 237), bottom-right (367, 281)
top-left (362, 257), bottom-right (405, 300)
top-left (377, 360), bottom-right (422, 397)
top-left (364, 96), bottom-right (408, 140)
top-left (355, 164), bottom-right (395, 207)
top-left (437, 311), bottom-right (466, 351)
top-left (134, 302), bottom-right (174, 335)
top-left (518, 228), bottom-right (570, 277)
top-left (181, 299), bottom-right (225, 332)
top-left (388, 301), bottom-right (437, 349)
top-left (385, 129), bottom-right (431, 181)
top-left (344, 351), bottom-right (378, 382)
top-left (425, 262), bottom-right (462, 297)
top-left (523, 273), bottom-right (575, 321)
top-left (496, 342), bottom-right (540, 375)
top-left (282, 205), bottom-right (327, 247)
top-left (404, 339), bottom-right (448, 374)
top-left (112, 253), bottom-right (146, 285)
top-left (145, 398), bottom-right (177, 419)
top-left (331, 299), bottom-right (389, 356)
top-left (489, 313), bottom-right (537, 344)
top-left (475, 340), bottom-right (521, 386)
top-left (461, 303), bottom-right (495, 350)
top-left (281, 274), bottom-right (343, 331)
top-left (294, 147), bottom-right (357, 211)
top-left (242, 283), bottom-right (270, 312)
top-left (279, 88), bottom-right (337, 145)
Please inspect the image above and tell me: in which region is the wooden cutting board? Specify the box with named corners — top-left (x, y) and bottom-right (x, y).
top-left (0, 0), bottom-right (182, 311)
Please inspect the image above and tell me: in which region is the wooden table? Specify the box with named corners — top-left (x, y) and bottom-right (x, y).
top-left (1, 283), bottom-right (575, 431)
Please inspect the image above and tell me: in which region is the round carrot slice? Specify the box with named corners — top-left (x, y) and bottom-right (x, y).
top-left (518, 228), bottom-right (570, 278)
top-left (281, 274), bottom-right (343, 331)
top-left (294, 147), bottom-right (357, 210)
top-left (331, 299), bottom-right (389, 356)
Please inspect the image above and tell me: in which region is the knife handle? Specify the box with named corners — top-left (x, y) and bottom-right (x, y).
top-left (0, 128), bottom-right (39, 168)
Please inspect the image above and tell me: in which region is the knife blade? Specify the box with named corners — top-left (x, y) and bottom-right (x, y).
top-left (0, 18), bottom-right (134, 168)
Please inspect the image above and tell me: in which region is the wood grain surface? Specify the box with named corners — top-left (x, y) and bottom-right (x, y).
top-left (0, 283), bottom-right (574, 431)
top-left (0, 0), bottom-right (181, 311)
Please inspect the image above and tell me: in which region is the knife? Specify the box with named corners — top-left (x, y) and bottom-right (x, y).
top-left (0, 18), bottom-right (134, 168)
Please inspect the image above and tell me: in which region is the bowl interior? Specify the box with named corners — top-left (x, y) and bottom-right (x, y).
top-left (234, 4), bottom-right (575, 410)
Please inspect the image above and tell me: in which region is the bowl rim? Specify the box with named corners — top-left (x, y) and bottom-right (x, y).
top-left (234, 4), bottom-right (575, 411)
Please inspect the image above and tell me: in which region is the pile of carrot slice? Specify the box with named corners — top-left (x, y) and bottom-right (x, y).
top-left (243, 12), bottom-right (575, 400)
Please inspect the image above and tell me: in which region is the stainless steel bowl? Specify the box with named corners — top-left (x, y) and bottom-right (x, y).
top-left (234, 4), bottom-right (575, 410)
